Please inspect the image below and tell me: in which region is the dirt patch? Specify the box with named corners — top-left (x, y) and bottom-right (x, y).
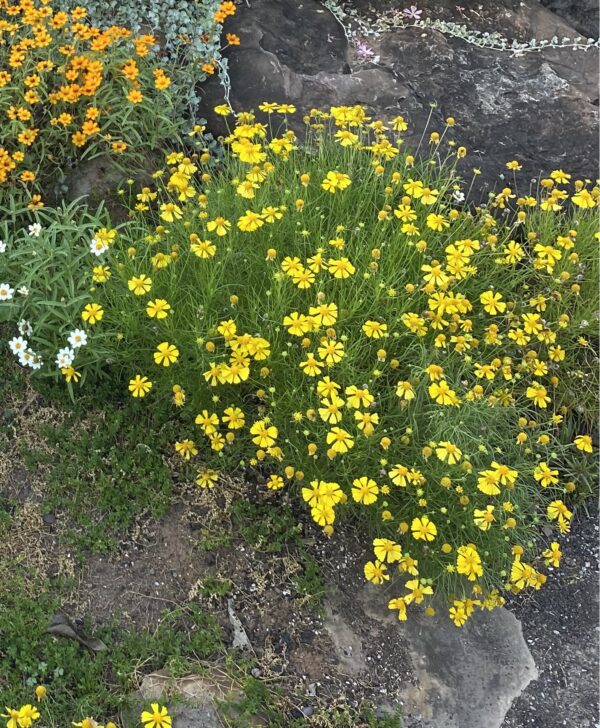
top-left (69, 503), bottom-right (209, 628)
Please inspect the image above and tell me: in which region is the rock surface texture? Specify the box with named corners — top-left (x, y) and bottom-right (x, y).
top-left (324, 588), bottom-right (538, 728)
top-left (204, 0), bottom-right (599, 196)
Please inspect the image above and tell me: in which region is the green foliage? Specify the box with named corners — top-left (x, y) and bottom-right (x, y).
top-left (0, 568), bottom-right (223, 726)
top-left (231, 498), bottom-right (303, 553)
top-left (293, 554), bottom-right (326, 611)
top-left (58, 0), bottom-right (237, 119)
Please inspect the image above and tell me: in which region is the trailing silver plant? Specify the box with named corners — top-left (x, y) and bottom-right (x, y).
top-left (321, 0), bottom-right (600, 56)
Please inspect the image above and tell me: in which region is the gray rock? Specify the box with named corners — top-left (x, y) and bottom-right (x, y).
top-left (171, 706), bottom-right (221, 728)
top-left (204, 0), bottom-right (598, 198)
top-left (401, 608), bottom-right (537, 728)
top-left (540, 0), bottom-right (599, 36)
top-left (323, 588), bottom-right (537, 728)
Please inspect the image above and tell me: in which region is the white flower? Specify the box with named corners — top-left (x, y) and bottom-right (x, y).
top-left (30, 354), bottom-right (43, 370)
top-left (68, 328), bottom-right (88, 348)
top-left (18, 319), bottom-right (32, 336)
top-left (55, 347), bottom-right (75, 368)
top-left (0, 283), bottom-right (14, 300)
top-left (9, 336), bottom-right (27, 355)
top-left (452, 190), bottom-right (465, 202)
top-left (17, 286), bottom-right (29, 296)
top-left (28, 223), bottom-right (42, 237)
top-left (18, 348), bottom-right (36, 367)
top-left (0, 240), bottom-right (6, 253)
top-left (90, 237), bottom-right (108, 256)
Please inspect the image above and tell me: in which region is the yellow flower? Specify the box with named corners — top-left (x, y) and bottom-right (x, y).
top-left (480, 290), bottom-right (506, 315)
top-left (571, 189), bottom-right (596, 208)
top-left (395, 381), bottom-right (415, 401)
top-left (426, 213), bottom-right (449, 232)
top-left (206, 216), bottom-right (231, 236)
top-left (326, 427), bottom-right (354, 454)
top-left (364, 559), bottom-right (389, 584)
top-left (266, 474), bottom-right (284, 490)
top-left (146, 299), bottom-right (171, 319)
top-left (362, 320), bottom-right (387, 339)
top-left (435, 441), bottom-right (462, 465)
top-left (153, 342), bottom-right (180, 366)
top-left (411, 515), bottom-right (437, 542)
top-left (542, 541), bottom-right (562, 567)
top-left (477, 469), bottom-right (501, 495)
top-left (404, 578), bottom-right (433, 604)
top-left (237, 210), bottom-right (264, 232)
top-left (526, 381), bottom-right (550, 408)
top-left (456, 545), bottom-right (483, 580)
top-left (533, 462), bottom-right (559, 487)
top-left (299, 353), bottom-right (323, 377)
top-left (141, 703), bottom-right (172, 728)
top-left (428, 379), bottom-right (459, 406)
top-left (250, 420), bottom-right (278, 448)
top-left (81, 303), bottom-right (104, 324)
top-left (129, 375), bottom-right (153, 397)
top-left (321, 170), bottom-right (352, 193)
top-left (327, 257), bottom-right (356, 279)
top-left (574, 435), bottom-right (593, 453)
top-left (317, 339), bottom-right (344, 365)
top-left (159, 202), bottom-right (182, 222)
top-left (473, 505), bottom-right (495, 530)
top-left (373, 538), bottom-right (402, 563)
top-left (196, 468), bottom-right (219, 488)
top-left (175, 439), bottom-right (198, 460)
top-left (190, 237), bottom-right (216, 258)
top-left (388, 596), bottom-right (408, 620)
top-left (352, 476), bottom-right (379, 505)
top-left (34, 686), bottom-right (46, 702)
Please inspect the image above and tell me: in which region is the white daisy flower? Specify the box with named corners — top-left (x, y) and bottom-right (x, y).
top-left (55, 347), bottom-right (75, 368)
top-left (18, 348), bottom-right (36, 367)
top-left (0, 283), bottom-right (14, 300)
top-left (90, 237), bottom-right (109, 256)
top-left (9, 336), bottom-right (27, 355)
top-left (18, 319), bottom-right (33, 336)
top-left (0, 240), bottom-right (6, 253)
top-left (68, 329), bottom-right (88, 348)
top-left (28, 223), bottom-right (42, 237)
top-left (17, 286), bottom-right (29, 296)
top-left (30, 354), bottom-right (43, 370)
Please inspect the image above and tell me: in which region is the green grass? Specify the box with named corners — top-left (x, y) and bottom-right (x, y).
top-left (293, 554), bottom-right (327, 612)
top-left (0, 566), bottom-right (223, 726)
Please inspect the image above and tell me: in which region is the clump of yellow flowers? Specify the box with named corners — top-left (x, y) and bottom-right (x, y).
top-left (1, 687), bottom-right (171, 727)
top-left (0, 0), bottom-right (179, 204)
top-left (4, 103), bottom-right (598, 626)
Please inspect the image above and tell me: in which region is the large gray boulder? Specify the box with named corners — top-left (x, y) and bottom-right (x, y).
top-left (203, 0), bottom-right (598, 196)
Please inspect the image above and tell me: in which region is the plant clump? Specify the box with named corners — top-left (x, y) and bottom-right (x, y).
top-left (2, 102), bottom-right (597, 627)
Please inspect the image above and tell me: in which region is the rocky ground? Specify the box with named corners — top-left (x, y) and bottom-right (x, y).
top-left (502, 510), bottom-right (599, 728)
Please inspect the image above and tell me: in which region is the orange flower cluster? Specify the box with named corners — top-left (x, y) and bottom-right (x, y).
top-left (213, 1), bottom-right (236, 23)
top-left (0, 0), bottom-right (172, 193)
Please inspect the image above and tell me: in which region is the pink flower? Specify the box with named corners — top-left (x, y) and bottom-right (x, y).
top-left (403, 5), bottom-right (422, 20)
top-left (354, 40), bottom-right (375, 59)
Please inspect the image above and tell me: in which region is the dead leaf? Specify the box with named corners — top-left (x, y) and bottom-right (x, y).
top-left (46, 613), bottom-right (107, 652)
